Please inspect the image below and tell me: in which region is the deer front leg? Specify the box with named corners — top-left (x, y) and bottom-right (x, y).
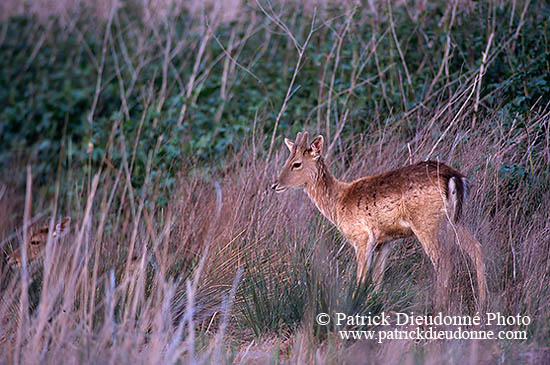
top-left (355, 231), bottom-right (376, 284)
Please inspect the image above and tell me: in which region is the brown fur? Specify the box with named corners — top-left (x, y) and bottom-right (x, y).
top-left (7, 217), bottom-right (71, 266)
top-left (272, 132), bottom-right (487, 307)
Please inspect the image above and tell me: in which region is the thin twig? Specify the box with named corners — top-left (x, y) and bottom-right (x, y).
top-left (388, 0), bottom-right (411, 86)
top-left (265, 9), bottom-right (317, 172)
top-left (473, 32), bottom-right (494, 127)
top-left (427, 78), bottom-right (477, 159)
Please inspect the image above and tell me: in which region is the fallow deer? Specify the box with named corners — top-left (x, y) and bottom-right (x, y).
top-left (272, 132), bottom-right (487, 306)
top-left (1, 217), bottom-right (71, 347)
top-left (2, 216), bottom-right (148, 348)
top-left (6, 216), bottom-right (145, 282)
top-left (6, 217), bottom-right (71, 267)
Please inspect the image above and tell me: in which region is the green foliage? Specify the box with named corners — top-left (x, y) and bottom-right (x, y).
top-left (1, 2), bottom-right (549, 192)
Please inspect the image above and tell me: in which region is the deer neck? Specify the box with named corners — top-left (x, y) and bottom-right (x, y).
top-left (304, 157), bottom-right (342, 224)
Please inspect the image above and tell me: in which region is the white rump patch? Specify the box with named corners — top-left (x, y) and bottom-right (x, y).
top-left (448, 177), bottom-right (458, 212)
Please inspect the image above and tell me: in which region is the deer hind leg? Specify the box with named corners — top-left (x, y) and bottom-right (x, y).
top-left (409, 222), bottom-right (451, 309)
top-left (454, 224), bottom-right (487, 307)
top-left (372, 243), bottom-right (392, 289)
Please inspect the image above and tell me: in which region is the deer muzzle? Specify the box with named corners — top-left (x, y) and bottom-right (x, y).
top-left (271, 182), bottom-right (287, 193)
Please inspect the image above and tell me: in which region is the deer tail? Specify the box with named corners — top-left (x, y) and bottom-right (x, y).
top-left (448, 175), bottom-right (469, 223)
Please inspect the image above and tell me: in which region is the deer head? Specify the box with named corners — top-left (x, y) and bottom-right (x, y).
top-left (271, 132), bottom-right (324, 192)
top-left (7, 217), bottom-right (71, 266)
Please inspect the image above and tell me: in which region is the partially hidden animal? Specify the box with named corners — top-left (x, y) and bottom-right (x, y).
top-left (6, 217), bottom-right (71, 266)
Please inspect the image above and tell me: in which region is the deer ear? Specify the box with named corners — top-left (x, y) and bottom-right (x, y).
top-left (54, 217), bottom-right (71, 238)
top-left (284, 138), bottom-right (294, 152)
top-left (34, 225), bottom-right (50, 235)
top-left (310, 135), bottom-right (324, 160)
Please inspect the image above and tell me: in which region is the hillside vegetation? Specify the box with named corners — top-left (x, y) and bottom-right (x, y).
top-left (1, 0), bottom-right (549, 363)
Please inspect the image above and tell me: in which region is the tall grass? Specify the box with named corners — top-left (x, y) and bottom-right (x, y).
top-left (1, 0), bottom-right (550, 363)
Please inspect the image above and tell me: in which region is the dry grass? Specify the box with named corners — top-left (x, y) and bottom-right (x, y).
top-left (1, 104), bottom-right (548, 363)
top-left (1, 0), bottom-right (549, 363)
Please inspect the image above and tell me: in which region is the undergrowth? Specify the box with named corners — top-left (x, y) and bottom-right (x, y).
top-left (1, 0), bottom-right (549, 363)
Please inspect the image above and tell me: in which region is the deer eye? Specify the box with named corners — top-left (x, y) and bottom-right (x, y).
top-left (30, 240), bottom-right (41, 245)
top-left (292, 161), bottom-right (302, 169)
